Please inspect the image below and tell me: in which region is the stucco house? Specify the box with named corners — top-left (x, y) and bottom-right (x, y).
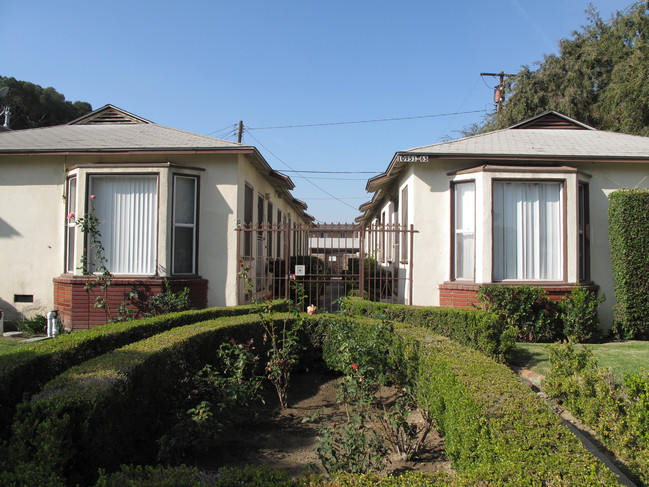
top-left (357, 111), bottom-right (649, 330)
top-left (0, 105), bottom-right (312, 329)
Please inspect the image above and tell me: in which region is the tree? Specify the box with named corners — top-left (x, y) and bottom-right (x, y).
top-left (473, 1), bottom-right (649, 135)
top-left (0, 76), bottom-right (92, 130)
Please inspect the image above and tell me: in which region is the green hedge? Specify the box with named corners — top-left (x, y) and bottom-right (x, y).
top-left (339, 298), bottom-right (516, 362)
top-left (609, 189), bottom-right (649, 339)
top-left (3, 308), bottom-right (620, 486)
top-left (82, 319), bottom-right (618, 486)
top-left (406, 327), bottom-right (618, 485)
top-left (0, 301), bottom-right (287, 437)
top-left (544, 342), bottom-right (649, 484)
top-left (9, 312), bottom-right (295, 486)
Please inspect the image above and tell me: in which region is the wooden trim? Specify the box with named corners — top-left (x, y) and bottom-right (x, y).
top-left (67, 162), bottom-right (206, 171)
top-left (562, 180), bottom-right (568, 283)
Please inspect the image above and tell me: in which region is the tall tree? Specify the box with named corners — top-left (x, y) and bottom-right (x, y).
top-left (0, 76), bottom-right (92, 130)
top-left (476, 1), bottom-right (649, 135)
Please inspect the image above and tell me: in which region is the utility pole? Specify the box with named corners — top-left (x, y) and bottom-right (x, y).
top-left (480, 72), bottom-right (515, 113)
top-left (237, 120), bottom-right (244, 143)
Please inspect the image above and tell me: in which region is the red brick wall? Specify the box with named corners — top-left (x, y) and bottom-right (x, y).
top-left (438, 282), bottom-right (597, 309)
top-left (53, 277), bottom-right (208, 330)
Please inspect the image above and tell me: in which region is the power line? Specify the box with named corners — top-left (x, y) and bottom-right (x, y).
top-left (245, 131), bottom-right (360, 212)
top-left (206, 124), bottom-right (237, 136)
top-left (300, 196), bottom-right (368, 200)
top-left (280, 170), bottom-right (378, 174)
top-left (246, 109), bottom-right (487, 131)
top-left (306, 176), bottom-right (370, 181)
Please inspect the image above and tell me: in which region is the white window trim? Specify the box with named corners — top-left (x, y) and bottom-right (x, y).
top-left (450, 165), bottom-right (584, 284)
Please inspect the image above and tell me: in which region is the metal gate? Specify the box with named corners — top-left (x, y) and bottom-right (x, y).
top-left (236, 223), bottom-right (415, 312)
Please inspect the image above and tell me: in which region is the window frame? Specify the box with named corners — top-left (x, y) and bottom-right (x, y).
top-left (578, 182), bottom-right (590, 283)
top-left (491, 177), bottom-right (567, 283)
top-left (267, 200), bottom-right (274, 258)
top-left (65, 176), bottom-right (77, 273)
top-left (400, 185), bottom-right (409, 264)
top-left (172, 174), bottom-right (199, 276)
top-left (86, 172), bottom-right (160, 276)
top-left (243, 183), bottom-right (254, 258)
top-left (451, 180), bottom-right (476, 281)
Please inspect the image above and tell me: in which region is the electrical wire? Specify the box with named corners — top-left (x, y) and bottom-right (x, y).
top-left (301, 196), bottom-right (368, 200)
top-left (206, 124), bottom-right (237, 136)
top-left (280, 170), bottom-right (378, 174)
top-left (247, 109), bottom-right (487, 131)
top-left (306, 177), bottom-right (371, 181)
top-left (245, 131), bottom-right (360, 212)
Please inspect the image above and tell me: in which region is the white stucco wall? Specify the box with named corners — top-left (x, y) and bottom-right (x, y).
top-left (364, 158), bottom-right (649, 331)
top-left (0, 150), bottom-right (311, 322)
top-left (0, 156), bottom-right (67, 321)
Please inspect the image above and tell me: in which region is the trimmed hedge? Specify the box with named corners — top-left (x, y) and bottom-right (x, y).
top-left (93, 465), bottom-right (455, 486)
top-left (609, 189), bottom-right (649, 339)
top-left (4, 309), bottom-right (620, 485)
top-left (0, 301), bottom-right (287, 437)
top-left (544, 342), bottom-right (649, 484)
top-left (339, 298), bottom-right (516, 362)
top-left (9, 312), bottom-right (294, 486)
top-left (82, 317), bottom-right (619, 486)
top-left (405, 327), bottom-right (619, 485)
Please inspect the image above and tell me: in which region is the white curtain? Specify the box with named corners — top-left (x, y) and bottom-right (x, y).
top-left (493, 182), bottom-right (561, 280)
top-left (455, 182), bottom-right (475, 280)
top-left (89, 176), bottom-right (158, 274)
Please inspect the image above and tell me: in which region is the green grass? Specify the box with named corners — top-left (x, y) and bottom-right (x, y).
top-left (511, 340), bottom-right (649, 382)
top-left (0, 336), bottom-right (25, 354)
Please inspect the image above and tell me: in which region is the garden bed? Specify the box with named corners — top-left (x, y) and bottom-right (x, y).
top-left (198, 370), bottom-right (452, 478)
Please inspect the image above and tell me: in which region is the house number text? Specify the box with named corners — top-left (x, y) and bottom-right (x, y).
top-left (397, 155), bottom-right (429, 162)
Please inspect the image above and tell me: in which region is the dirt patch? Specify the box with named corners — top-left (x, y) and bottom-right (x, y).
top-left (198, 370), bottom-right (453, 479)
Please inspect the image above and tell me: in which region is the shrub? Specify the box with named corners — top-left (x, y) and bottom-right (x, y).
top-left (544, 341), bottom-right (649, 483)
top-left (0, 301), bottom-right (287, 437)
top-left (558, 284), bottom-right (605, 342)
top-left (476, 285), bottom-right (562, 342)
top-left (317, 317), bottom-right (396, 382)
top-left (17, 314), bottom-right (47, 334)
top-left (339, 298), bottom-right (516, 362)
top-left (142, 279), bottom-right (192, 318)
top-left (94, 464), bottom-right (203, 487)
top-left (7, 313), bottom-right (291, 486)
top-left (412, 331), bottom-right (618, 485)
top-left (608, 189), bottom-right (649, 339)
top-left (344, 257), bottom-right (393, 302)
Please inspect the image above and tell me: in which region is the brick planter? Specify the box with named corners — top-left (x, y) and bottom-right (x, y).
top-left (439, 282), bottom-right (598, 309)
top-left (53, 276), bottom-right (208, 330)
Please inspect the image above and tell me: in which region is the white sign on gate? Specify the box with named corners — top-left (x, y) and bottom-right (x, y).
top-left (294, 265), bottom-right (306, 276)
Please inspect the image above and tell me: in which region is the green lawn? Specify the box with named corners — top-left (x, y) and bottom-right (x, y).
top-left (511, 340), bottom-right (649, 382)
top-left (0, 336), bottom-right (25, 354)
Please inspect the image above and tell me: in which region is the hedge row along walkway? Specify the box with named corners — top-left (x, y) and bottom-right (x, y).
top-left (2, 303), bottom-right (627, 485)
top-left (0, 301), bottom-right (287, 437)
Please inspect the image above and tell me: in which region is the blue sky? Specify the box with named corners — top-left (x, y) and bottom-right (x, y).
top-left (2, 0), bottom-right (635, 222)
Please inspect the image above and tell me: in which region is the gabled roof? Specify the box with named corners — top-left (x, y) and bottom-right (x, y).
top-left (509, 111), bottom-right (595, 130)
top-left (69, 104), bottom-right (154, 125)
top-left (358, 111), bottom-right (649, 222)
top-left (0, 104), bottom-right (308, 215)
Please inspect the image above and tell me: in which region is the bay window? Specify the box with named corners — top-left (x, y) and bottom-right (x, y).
top-left (88, 175), bottom-right (158, 274)
top-left (493, 181), bottom-right (562, 281)
top-left (173, 175), bottom-right (198, 275)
